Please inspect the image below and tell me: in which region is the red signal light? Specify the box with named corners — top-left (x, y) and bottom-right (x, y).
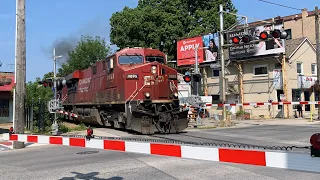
top-left (259, 31), bottom-right (269, 40)
top-left (232, 36), bottom-right (241, 44)
top-left (183, 75), bottom-right (191, 83)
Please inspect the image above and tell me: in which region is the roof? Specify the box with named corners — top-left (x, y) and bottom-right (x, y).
top-left (285, 37), bottom-right (316, 58)
top-left (241, 8), bottom-right (319, 28)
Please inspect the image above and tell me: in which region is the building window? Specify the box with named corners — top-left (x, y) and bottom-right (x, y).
top-left (284, 29), bottom-right (292, 40)
top-left (212, 69), bottom-right (219, 77)
top-left (297, 62), bottom-right (303, 74)
top-left (0, 99), bottom-right (9, 117)
top-left (311, 64), bottom-right (317, 75)
top-left (253, 65), bottom-right (268, 76)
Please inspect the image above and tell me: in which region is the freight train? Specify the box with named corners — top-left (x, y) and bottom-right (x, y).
top-left (55, 47), bottom-right (189, 134)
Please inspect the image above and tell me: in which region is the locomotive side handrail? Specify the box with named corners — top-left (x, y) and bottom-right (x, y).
top-left (128, 83), bottom-right (147, 113)
top-left (125, 81), bottom-right (138, 114)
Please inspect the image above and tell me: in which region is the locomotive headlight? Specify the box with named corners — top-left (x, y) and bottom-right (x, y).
top-left (173, 92), bottom-right (178, 98)
top-left (144, 92), bottom-right (150, 99)
top-left (151, 65), bottom-right (157, 74)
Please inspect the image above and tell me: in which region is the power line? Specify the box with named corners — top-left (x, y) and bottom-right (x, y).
top-left (257, 0), bottom-right (303, 11)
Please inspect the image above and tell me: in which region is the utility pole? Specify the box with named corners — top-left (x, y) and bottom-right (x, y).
top-left (315, 6), bottom-right (320, 119)
top-left (13, 0), bottom-right (26, 149)
top-left (219, 4), bottom-right (227, 121)
top-left (281, 53), bottom-right (288, 118)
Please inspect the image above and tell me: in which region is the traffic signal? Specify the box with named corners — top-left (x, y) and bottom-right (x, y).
top-left (183, 75), bottom-right (191, 83)
top-left (192, 74), bottom-right (201, 82)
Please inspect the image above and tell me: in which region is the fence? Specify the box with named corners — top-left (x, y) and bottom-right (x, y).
top-left (25, 100), bottom-right (53, 133)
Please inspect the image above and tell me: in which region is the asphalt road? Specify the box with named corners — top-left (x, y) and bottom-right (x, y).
top-left (1, 145), bottom-right (320, 180)
top-left (143, 124), bottom-right (319, 152)
top-left (85, 123), bottom-right (319, 153)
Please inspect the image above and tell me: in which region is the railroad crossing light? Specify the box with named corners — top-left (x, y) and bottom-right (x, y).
top-left (232, 35), bottom-right (252, 44)
top-left (272, 29), bottom-right (288, 39)
top-left (259, 31), bottom-right (269, 40)
top-left (183, 75), bottom-right (191, 83)
top-left (241, 35), bottom-right (251, 43)
top-left (192, 74), bottom-right (201, 82)
top-left (232, 36), bottom-right (241, 44)
top-left (260, 29), bottom-right (288, 40)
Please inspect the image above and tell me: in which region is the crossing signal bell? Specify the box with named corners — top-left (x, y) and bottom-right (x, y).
top-left (183, 75), bottom-right (191, 83)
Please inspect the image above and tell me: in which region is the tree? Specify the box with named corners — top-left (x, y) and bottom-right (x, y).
top-left (57, 35), bottom-right (111, 77)
top-left (109, 0), bottom-right (237, 61)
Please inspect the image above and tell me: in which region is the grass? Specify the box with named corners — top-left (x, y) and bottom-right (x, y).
top-left (59, 122), bottom-right (88, 133)
top-left (24, 122), bottom-right (88, 135)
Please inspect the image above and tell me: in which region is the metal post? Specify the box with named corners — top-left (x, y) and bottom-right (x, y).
top-left (219, 4), bottom-right (227, 121)
top-left (195, 47), bottom-right (199, 96)
top-left (315, 6), bottom-right (320, 119)
top-left (53, 48), bottom-right (57, 122)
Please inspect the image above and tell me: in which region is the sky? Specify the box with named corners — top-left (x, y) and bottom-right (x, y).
top-left (0, 0), bottom-right (319, 82)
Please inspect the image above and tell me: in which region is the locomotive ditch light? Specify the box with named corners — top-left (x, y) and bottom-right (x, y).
top-left (310, 133), bottom-right (320, 157)
top-left (232, 36), bottom-right (241, 44)
top-left (144, 92), bottom-right (151, 99)
top-left (173, 92), bottom-right (178, 98)
top-left (259, 31), bottom-right (269, 40)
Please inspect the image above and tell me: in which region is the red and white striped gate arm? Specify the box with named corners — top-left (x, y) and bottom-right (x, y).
top-left (3, 133), bottom-right (320, 173)
top-left (203, 101), bottom-right (320, 107)
top-left (56, 110), bottom-right (78, 118)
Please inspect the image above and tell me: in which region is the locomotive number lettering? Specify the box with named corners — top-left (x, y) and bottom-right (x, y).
top-left (126, 74), bottom-right (138, 79)
top-left (79, 78), bottom-right (91, 85)
top-left (168, 74), bottom-right (177, 80)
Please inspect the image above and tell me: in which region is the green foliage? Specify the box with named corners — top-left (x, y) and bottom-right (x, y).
top-left (110, 0), bottom-right (237, 61)
top-left (58, 122), bottom-right (87, 133)
top-left (57, 35), bottom-right (111, 77)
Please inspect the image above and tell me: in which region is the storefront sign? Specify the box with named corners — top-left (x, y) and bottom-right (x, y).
top-left (297, 75), bottom-right (317, 89)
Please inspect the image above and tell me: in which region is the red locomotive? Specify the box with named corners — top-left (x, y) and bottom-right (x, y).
top-left (56, 47), bottom-right (189, 134)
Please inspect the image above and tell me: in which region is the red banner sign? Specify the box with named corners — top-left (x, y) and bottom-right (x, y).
top-left (177, 36), bottom-right (204, 66)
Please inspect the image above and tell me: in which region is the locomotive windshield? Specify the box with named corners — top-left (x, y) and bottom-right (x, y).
top-left (146, 56), bottom-right (165, 64)
top-left (118, 55), bottom-right (143, 64)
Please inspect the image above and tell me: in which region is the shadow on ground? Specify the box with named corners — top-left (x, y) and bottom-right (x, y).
top-left (59, 171), bottom-right (123, 180)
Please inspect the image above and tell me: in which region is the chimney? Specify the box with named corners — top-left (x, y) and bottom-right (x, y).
top-left (301, 8), bottom-right (308, 37)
